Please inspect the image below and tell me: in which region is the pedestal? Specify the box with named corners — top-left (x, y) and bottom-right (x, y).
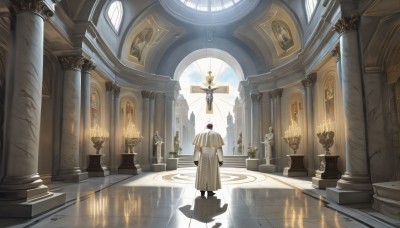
top-left (312, 155), bottom-right (341, 189)
top-left (86, 154), bottom-right (110, 177)
top-left (259, 164), bottom-right (276, 173)
top-left (326, 187), bottom-right (373, 204)
top-left (152, 163), bottom-right (166, 172)
top-left (118, 153), bottom-right (142, 175)
top-left (246, 159), bottom-right (259, 171)
top-left (283, 154), bottom-right (307, 177)
top-left (166, 158), bottom-right (178, 170)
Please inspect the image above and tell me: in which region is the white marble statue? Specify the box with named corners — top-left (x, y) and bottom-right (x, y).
top-left (154, 131), bottom-right (164, 164)
top-left (261, 126), bottom-right (274, 165)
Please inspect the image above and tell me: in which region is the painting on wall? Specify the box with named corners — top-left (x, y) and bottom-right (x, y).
top-left (90, 91), bottom-right (100, 127)
top-left (130, 28), bottom-right (153, 62)
top-left (324, 78), bottom-right (335, 121)
top-left (121, 99), bottom-right (135, 128)
top-left (271, 20), bottom-right (294, 51)
top-left (291, 102), bottom-right (299, 123)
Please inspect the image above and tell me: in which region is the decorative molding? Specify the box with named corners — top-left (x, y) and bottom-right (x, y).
top-left (58, 56), bottom-right (84, 70)
top-left (141, 90), bottom-right (151, 99)
top-left (82, 59), bottom-right (96, 72)
top-left (11, 0), bottom-right (54, 19)
top-left (105, 81), bottom-right (114, 92)
top-left (250, 92), bottom-right (262, 102)
top-left (331, 45), bottom-right (341, 62)
top-left (105, 81), bottom-right (120, 97)
top-left (302, 73), bottom-right (317, 87)
top-left (149, 92), bottom-right (156, 100)
top-left (272, 88), bottom-right (283, 98)
top-left (333, 15), bottom-right (359, 35)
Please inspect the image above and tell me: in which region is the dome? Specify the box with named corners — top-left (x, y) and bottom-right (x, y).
top-left (178, 0), bottom-right (242, 12)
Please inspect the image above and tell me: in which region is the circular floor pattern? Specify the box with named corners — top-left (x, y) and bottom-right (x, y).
top-left (155, 168), bottom-right (266, 185)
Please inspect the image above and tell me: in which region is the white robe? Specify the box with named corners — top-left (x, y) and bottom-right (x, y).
top-left (193, 129), bottom-right (224, 191)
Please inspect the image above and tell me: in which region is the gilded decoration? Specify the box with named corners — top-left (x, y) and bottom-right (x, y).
top-left (58, 56), bottom-right (84, 70)
top-left (11, 0), bottom-right (54, 18)
top-left (333, 15), bottom-right (359, 35)
top-left (271, 20), bottom-right (294, 51)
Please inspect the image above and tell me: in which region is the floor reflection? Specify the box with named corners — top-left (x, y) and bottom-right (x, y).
top-left (179, 196), bottom-right (228, 223)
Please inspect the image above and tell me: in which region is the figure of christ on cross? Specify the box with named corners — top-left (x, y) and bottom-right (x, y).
top-left (190, 71), bottom-right (229, 114)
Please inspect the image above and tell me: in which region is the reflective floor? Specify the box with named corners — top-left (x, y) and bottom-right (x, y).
top-left (0, 168), bottom-right (377, 227)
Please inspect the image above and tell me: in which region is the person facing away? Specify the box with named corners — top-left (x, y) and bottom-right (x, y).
top-left (193, 123), bottom-right (224, 197)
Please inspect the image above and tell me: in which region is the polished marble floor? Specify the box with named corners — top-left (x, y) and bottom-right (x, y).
top-left (0, 168), bottom-right (393, 228)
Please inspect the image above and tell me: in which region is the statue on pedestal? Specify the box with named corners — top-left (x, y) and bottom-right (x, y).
top-left (237, 132), bottom-right (243, 155)
top-left (154, 131), bottom-right (164, 164)
top-left (261, 127), bottom-right (274, 165)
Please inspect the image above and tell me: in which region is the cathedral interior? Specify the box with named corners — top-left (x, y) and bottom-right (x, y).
top-left (0, 0), bottom-right (400, 227)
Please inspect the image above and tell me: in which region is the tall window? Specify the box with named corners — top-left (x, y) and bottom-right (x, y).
top-left (305, 0), bottom-right (317, 22)
top-left (107, 1), bottom-right (123, 32)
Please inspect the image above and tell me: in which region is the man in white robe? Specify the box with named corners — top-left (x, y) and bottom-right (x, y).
top-left (193, 123), bottom-right (224, 197)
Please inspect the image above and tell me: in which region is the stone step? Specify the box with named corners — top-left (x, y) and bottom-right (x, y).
top-left (178, 155), bottom-right (247, 168)
top-left (372, 181), bottom-right (400, 219)
top-left (373, 181), bottom-right (400, 201)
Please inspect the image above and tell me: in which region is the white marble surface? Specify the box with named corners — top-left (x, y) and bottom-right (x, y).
top-left (3, 11), bottom-right (44, 179)
top-left (141, 92), bottom-right (150, 171)
top-left (59, 69), bottom-right (82, 175)
top-left (0, 169), bottom-right (391, 228)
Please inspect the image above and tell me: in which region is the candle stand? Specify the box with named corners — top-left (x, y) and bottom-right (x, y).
top-left (87, 126), bottom-right (110, 177)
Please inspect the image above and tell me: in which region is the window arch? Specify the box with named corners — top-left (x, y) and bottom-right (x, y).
top-left (107, 1), bottom-right (123, 32)
top-left (305, 0), bottom-right (317, 22)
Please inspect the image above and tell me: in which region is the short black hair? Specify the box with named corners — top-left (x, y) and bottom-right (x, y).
top-left (206, 123), bottom-right (213, 129)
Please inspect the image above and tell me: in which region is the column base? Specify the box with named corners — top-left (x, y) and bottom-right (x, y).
top-left (86, 154), bottom-right (110, 177)
top-left (326, 187), bottom-right (373, 204)
top-left (54, 171), bottom-right (89, 182)
top-left (245, 159), bottom-right (259, 171)
top-left (283, 154), bottom-right (307, 177)
top-left (152, 163), bottom-right (166, 172)
top-left (118, 153), bottom-right (142, 175)
top-left (166, 158), bottom-right (179, 170)
top-left (312, 177), bottom-right (339, 189)
top-left (258, 164), bottom-right (276, 173)
top-left (0, 191), bottom-right (66, 218)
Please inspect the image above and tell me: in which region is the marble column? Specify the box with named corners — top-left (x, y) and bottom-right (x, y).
top-left (141, 90), bottom-right (151, 170)
top-left (56, 56), bottom-right (88, 182)
top-left (105, 82), bottom-right (120, 173)
top-left (165, 95), bottom-right (176, 155)
top-left (272, 88), bottom-right (283, 169)
top-left (327, 15), bottom-right (372, 204)
top-left (0, 0), bottom-right (66, 217)
top-left (149, 92), bottom-right (156, 163)
top-left (80, 59), bottom-right (95, 169)
top-left (302, 73), bottom-right (317, 175)
top-left (250, 91), bottom-right (262, 158)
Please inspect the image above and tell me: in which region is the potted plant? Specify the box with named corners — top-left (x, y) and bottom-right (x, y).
top-left (247, 145), bottom-right (258, 159)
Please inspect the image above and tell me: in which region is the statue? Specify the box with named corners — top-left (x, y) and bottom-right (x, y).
top-left (237, 132), bottom-right (243, 155)
top-left (153, 131), bottom-right (164, 164)
top-left (261, 127), bottom-right (274, 165)
top-left (174, 131), bottom-right (181, 154)
top-left (200, 86), bottom-right (219, 111)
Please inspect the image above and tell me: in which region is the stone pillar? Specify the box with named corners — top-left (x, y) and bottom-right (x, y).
top-left (250, 91), bottom-right (262, 158)
top-left (272, 88), bottom-right (283, 169)
top-left (141, 90), bottom-right (151, 170)
top-left (0, 0), bottom-right (66, 217)
top-left (327, 15), bottom-right (372, 204)
top-left (56, 56), bottom-right (88, 182)
top-left (149, 92), bottom-right (156, 163)
top-left (105, 82), bottom-right (120, 173)
top-left (302, 74), bottom-right (317, 175)
top-left (80, 59), bottom-right (95, 169)
top-left (165, 95), bottom-right (176, 156)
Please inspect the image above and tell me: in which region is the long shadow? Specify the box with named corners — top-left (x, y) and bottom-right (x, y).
top-left (179, 196), bottom-right (228, 224)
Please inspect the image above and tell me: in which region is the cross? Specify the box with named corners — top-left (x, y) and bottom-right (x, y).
top-left (190, 71), bottom-right (229, 114)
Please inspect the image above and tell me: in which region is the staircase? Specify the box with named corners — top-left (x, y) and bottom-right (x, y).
top-left (178, 155), bottom-right (247, 168)
top-left (372, 181), bottom-right (400, 219)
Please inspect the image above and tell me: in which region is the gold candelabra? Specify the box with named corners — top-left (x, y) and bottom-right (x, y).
top-left (283, 119), bottom-right (301, 154)
top-left (124, 123), bottom-right (143, 154)
top-left (316, 120), bottom-right (334, 155)
top-left (90, 125), bottom-right (109, 154)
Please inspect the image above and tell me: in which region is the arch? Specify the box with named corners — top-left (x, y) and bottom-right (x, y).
top-left (305, 0), bottom-right (318, 22)
top-left (174, 48), bottom-right (245, 81)
top-left (107, 0), bottom-right (123, 32)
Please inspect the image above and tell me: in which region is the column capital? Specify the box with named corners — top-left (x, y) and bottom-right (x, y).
top-left (82, 59), bottom-right (96, 72)
top-left (271, 88), bottom-right (283, 98)
top-left (301, 73), bottom-right (317, 87)
top-left (250, 92), bottom-right (262, 102)
top-left (141, 90), bottom-right (151, 99)
top-left (11, 0), bottom-right (55, 19)
top-left (113, 85), bottom-right (121, 97)
top-left (105, 81), bottom-right (114, 92)
top-left (331, 45), bottom-right (341, 62)
top-left (149, 91), bottom-right (156, 100)
top-left (333, 15), bottom-right (359, 35)
top-left (58, 56), bottom-right (84, 70)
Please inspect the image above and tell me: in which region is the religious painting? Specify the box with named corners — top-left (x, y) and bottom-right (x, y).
top-left (291, 102), bottom-right (299, 123)
top-left (324, 78), bottom-right (335, 121)
top-left (121, 99), bottom-right (135, 128)
top-left (130, 28), bottom-right (153, 62)
top-left (271, 20), bottom-right (294, 51)
top-left (90, 91), bottom-right (100, 127)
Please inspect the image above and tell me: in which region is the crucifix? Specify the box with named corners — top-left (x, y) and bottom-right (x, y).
top-left (190, 71), bottom-right (229, 114)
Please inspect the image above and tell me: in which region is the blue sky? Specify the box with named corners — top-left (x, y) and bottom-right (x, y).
top-left (179, 58), bottom-right (240, 137)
